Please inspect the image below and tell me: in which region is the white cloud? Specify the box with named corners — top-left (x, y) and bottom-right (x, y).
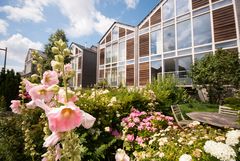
top-left (124, 0), bottom-right (139, 9)
top-left (0, 19), bottom-right (8, 35)
top-left (0, 0), bottom-right (52, 23)
top-left (56, 0), bottom-right (115, 37)
top-left (0, 34), bottom-right (43, 72)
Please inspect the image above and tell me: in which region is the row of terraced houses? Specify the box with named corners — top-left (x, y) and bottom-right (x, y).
top-left (24, 0), bottom-right (240, 88)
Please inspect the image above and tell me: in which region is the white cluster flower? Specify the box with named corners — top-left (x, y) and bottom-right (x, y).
top-left (204, 140), bottom-right (236, 161)
top-left (158, 137), bottom-right (168, 146)
top-left (115, 149), bottom-right (130, 161)
top-left (108, 97), bottom-right (117, 106)
top-left (179, 154), bottom-right (192, 161)
top-left (104, 127), bottom-right (110, 132)
top-left (226, 130), bottom-right (240, 146)
top-left (188, 121), bottom-right (200, 128)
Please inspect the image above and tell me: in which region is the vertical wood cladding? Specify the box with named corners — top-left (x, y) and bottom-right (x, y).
top-left (119, 27), bottom-right (126, 38)
top-left (78, 57), bottom-right (82, 69)
top-left (140, 20), bottom-right (149, 29)
top-left (127, 29), bottom-right (134, 35)
top-left (99, 70), bottom-right (104, 78)
top-left (139, 33), bottom-right (149, 57)
top-left (213, 5), bottom-right (237, 42)
top-left (139, 62), bottom-right (149, 86)
top-left (100, 48), bottom-right (105, 65)
top-left (106, 32), bottom-right (111, 43)
top-left (126, 65), bottom-right (134, 86)
top-left (192, 0), bottom-right (209, 10)
top-left (127, 39), bottom-right (134, 60)
top-left (150, 8), bottom-right (161, 26)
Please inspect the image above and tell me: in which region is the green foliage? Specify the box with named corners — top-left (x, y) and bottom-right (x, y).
top-left (190, 49), bottom-right (240, 104)
top-left (43, 29), bottom-right (70, 71)
top-left (0, 68), bottom-right (21, 109)
top-left (224, 97), bottom-right (240, 109)
top-left (0, 96), bottom-right (7, 112)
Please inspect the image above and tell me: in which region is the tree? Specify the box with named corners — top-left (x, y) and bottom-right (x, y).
top-left (43, 29), bottom-right (69, 70)
top-left (0, 68), bottom-right (21, 110)
top-left (190, 49), bottom-right (240, 104)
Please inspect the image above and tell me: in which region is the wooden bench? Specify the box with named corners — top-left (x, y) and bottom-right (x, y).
top-left (219, 106), bottom-right (239, 117)
top-left (171, 105), bottom-right (193, 128)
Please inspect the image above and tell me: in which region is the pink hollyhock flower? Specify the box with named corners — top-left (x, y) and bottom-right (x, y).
top-left (115, 149), bottom-right (130, 161)
top-left (41, 71), bottom-right (59, 86)
top-left (29, 85), bottom-right (54, 102)
top-left (26, 100), bottom-right (36, 109)
top-left (23, 79), bottom-right (36, 93)
top-left (56, 88), bottom-right (78, 104)
top-left (35, 99), bottom-right (50, 112)
top-left (46, 102), bottom-right (83, 132)
top-left (43, 132), bottom-right (61, 147)
top-left (136, 136), bottom-right (144, 145)
top-left (64, 64), bottom-right (73, 73)
top-left (126, 134), bottom-right (134, 142)
top-left (10, 100), bottom-right (21, 114)
top-left (81, 111), bottom-right (96, 129)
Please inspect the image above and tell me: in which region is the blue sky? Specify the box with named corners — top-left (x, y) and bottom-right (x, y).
top-left (0, 0), bottom-right (159, 72)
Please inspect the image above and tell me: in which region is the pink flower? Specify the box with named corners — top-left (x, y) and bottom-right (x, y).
top-left (29, 85), bottom-right (54, 102)
top-left (41, 71), bottom-right (59, 86)
top-left (55, 144), bottom-right (61, 161)
top-left (81, 111), bottom-right (96, 129)
top-left (112, 130), bottom-right (120, 138)
top-left (128, 122), bottom-right (135, 128)
top-left (64, 64), bottom-right (73, 73)
top-left (10, 100), bottom-right (21, 114)
top-left (26, 100), bottom-right (36, 109)
top-left (133, 117), bottom-right (140, 123)
top-left (115, 149), bottom-right (130, 161)
top-left (23, 79), bottom-right (36, 93)
top-left (136, 136), bottom-right (144, 145)
top-left (56, 88), bottom-right (78, 104)
top-left (43, 132), bottom-right (61, 147)
top-left (46, 102), bottom-right (83, 132)
top-left (126, 134), bottom-right (134, 142)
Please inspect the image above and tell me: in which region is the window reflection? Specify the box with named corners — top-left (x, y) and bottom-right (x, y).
top-left (178, 56), bottom-right (192, 71)
top-left (193, 14), bottom-right (212, 46)
top-left (119, 42), bottom-right (125, 62)
top-left (163, 25), bottom-right (175, 52)
top-left (151, 60), bottom-right (162, 81)
top-left (112, 43), bottom-right (118, 63)
top-left (177, 20), bottom-right (192, 49)
top-left (106, 46), bottom-right (111, 64)
top-left (176, 0), bottom-right (189, 16)
top-left (111, 68), bottom-right (117, 86)
top-left (151, 30), bottom-right (161, 55)
top-left (118, 66), bottom-right (125, 86)
top-left (105, 69), bottom-right (111, 84)
top-left (112, 27), bottom-right (118, 41)
top-left (164, 58), bottom-right (176, 72)
top-left (163, 0), bottom-right (174, 21)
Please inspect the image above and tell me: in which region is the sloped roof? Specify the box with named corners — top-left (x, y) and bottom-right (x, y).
top-left (70, 42), bottom-right (97, 53)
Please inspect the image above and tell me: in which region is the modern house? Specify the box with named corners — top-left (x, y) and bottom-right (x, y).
top-left (23, 48), bottom-right (46, 77)
top-left (70, 42), bottom-right (97, 88)
top-left (97, 0), bottom-right (240, 87)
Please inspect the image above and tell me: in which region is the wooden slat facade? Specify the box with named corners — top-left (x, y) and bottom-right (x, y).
top-left (100, 48), bottom-right (105, 65)
top-left (192, 0), bottom-right (209, 10)
top-left (119, 27), bottom-right (126, 38)
top-left (140, 20), bottom-right (149, 29)
top-left (139, 33), bottom-right (149, 57)
top-left (127, 29), bottom-right (134, 35)
top-left (213, 5), bottom-right (237, 42)
top-left (127, 39), bottom-right (134, 60)
top-left (106, 32), bottom-right (111, 43)
top-left (126, 65), bottom-right (134, 86)
top-left (99, 70), bottom-right (104, 78)
top-left (139, 62), bottom-right (149, 86)
top-left (150, 8), bottom-right (161, 26)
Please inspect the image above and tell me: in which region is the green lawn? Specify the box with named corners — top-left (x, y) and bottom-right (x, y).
top-left (179, 102), bottom-right (218, 117)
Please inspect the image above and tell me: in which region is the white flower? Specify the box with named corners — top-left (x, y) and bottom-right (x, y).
top-left (108, 97), bottom-right (117, 106)
top-left (187, 140), bottom-right (194, 146)
top-left (188, 121), bottom-right (200, 128)
top-left (104, 127), bottom-right (110, 132)
top-left (204, 140), bottom-right (236, 161)
top-left (226, 130), bottom-right (240, 146)
top-left (158, 137), bottom-right (168, 146)
top-left (115, 149), bottom-right (130, 161)
top-left (179, 154), bottom-right (192, 161)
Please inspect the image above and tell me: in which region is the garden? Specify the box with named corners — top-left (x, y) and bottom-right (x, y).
top-left (0, 39), bottom-right (240, 161)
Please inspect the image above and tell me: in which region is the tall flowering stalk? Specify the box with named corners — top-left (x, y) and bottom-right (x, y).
top-left (10, 39), bottom-right (96, 161)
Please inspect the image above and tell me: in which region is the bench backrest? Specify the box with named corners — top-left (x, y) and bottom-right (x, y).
top-left (219, 106), bottom-right (238, 116)
top-left (171, 105), bottom-right (185, 122)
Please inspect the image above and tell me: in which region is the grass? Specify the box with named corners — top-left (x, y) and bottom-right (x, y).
top-left (179, 102), bottom-right (218, 117)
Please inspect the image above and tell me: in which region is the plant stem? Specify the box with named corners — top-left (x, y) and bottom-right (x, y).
top-left (62, 63), bottom-right (68, 102)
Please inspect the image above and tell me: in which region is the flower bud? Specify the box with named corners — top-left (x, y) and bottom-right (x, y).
top-left (31, 74), bottom-right (39, 81)
top-left (55, 55), bottom-right (64, 62)
top-left (32, 60), bottom-right (37, 64)
top-left (52, 47), bottom-right (59, 54)
top-left (63, 48), bottom-right (70, 56)
top-left (60, 42), bottom-right (67, 51)
top-left (47, 85), bottom-right (60, 93)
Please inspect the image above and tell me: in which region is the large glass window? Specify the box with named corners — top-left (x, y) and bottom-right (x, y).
top-left (163, 25), bottom-right (175, 52)
top-left (164, 58), bottom-right (176, 73)
top-left (111, 68), bottom-right (117, 86)
top-left (106, 46), bottom-right (111, 64)
top-left (151, 60), bottom-right (162, 81)
top-left (177, 56), bottom-right (192, 78)
top-left (177, 20), bottom-right (192, 49)
top-left (112, 27), bottom-right (118, 41)
top-left (176, 0), bottom-right (189, 16)
top-left (105, 69), bottom-right (111, 84)
top-left (193, 14), bottom-right (212, 46)
top-left (118, 66), bottom-right (125, 86)
top-left (119, 41), bottom-right (125, 62)
top-left (112, 43), bottom-right (118, 63)
top-left (151, 30), bottom-right (161, 55)
top-left (163, 0), bottom-right (174, 21)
